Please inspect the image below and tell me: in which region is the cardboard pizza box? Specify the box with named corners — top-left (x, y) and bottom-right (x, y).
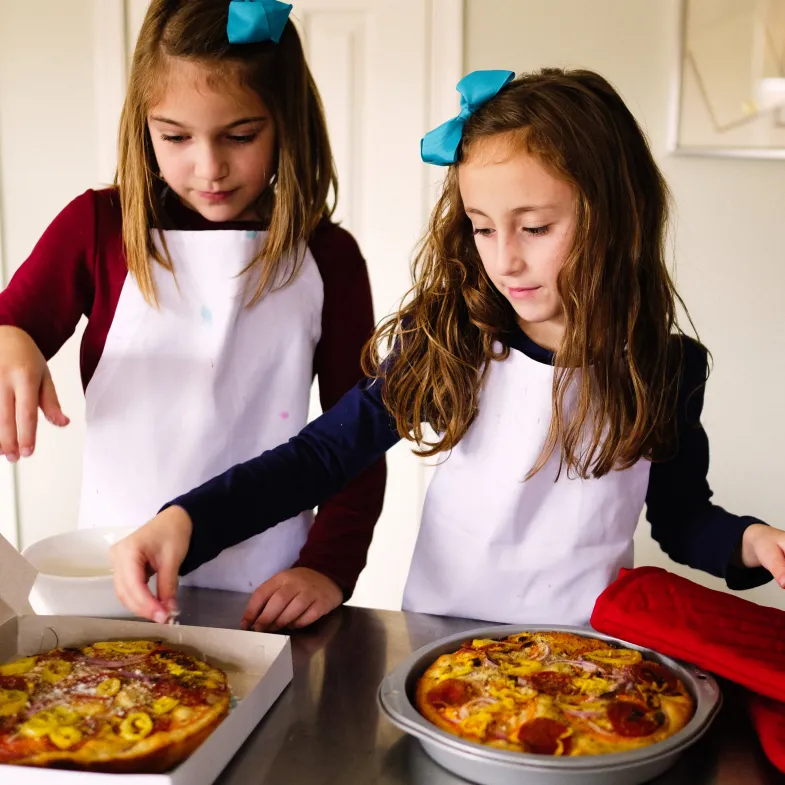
top-left (0, 533), bottom-right (293, 784)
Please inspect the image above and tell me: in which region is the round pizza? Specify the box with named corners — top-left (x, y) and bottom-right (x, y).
top-left (0, 639), bottom-right (230, 772)
top-left (415, 631), bottom-right (695, 756)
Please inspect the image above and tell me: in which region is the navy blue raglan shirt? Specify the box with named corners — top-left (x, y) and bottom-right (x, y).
top-left (170, 329), bottom-right (772, 592)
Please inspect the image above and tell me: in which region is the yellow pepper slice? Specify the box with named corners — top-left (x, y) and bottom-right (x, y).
top-left (152, 696), bottom-right (179, 715)
top-left (584, 648), bottom-right (642, 666)
top-left (42, 659), bottom-right (72, 683)
top-left (0, 689), bottom-right (28, 717)
top-left (20, 710), bottom-right (58, 738)
top-left (96, 678), bottom-right (122, 697)
top-left (0, 656), bottom-right (38, 676)
top-left (49, 726), bottom-right (83, 750)
top-left (120, 712), bottom-right (153, 741)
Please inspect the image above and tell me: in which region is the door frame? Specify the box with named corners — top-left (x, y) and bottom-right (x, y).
top-left (0, 121), bottom-right (20, 547)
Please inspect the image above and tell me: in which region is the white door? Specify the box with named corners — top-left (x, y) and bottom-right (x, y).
top-left (289, 1), bottom-right (463, 609)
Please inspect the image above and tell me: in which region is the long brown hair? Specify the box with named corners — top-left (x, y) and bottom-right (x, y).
top-left (366, 68), bottom-right (699, 479)
top-left (117, 0), bottom-right (338, 305)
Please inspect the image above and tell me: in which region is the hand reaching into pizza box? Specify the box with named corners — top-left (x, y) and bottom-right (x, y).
top-left (109, 506), bottom-right (342, 632)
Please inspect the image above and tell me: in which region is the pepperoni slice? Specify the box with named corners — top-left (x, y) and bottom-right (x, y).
top-left (153, 716), bottom-right (173, 734)
top-left (427, 679), bottom-right (476, 707)
top-left (153, 680), bottom-right (183, 697)
top-left (632, 662), bottom-right (678, 694)
top-left (0, 732), bottom-right (42, 763)
top-left (0, 676), bottom-right (27, 692)
top-left (607, 700), bottom-right (663, 737)
top-left (529, 671), bottom-right (577, 696)
top-left (518, 718), bottom-right (573, 755)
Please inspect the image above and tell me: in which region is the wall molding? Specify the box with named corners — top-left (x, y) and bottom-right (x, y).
top-left (425, 0), bottom-right (464, 208)
top-left (0, 108), bottom-right (20, 548)
top-left (93, 0), bottom-right (129, 187)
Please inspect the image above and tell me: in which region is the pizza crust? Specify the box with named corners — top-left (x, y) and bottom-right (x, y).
top-left (15, 698), bottom-right (229, 772)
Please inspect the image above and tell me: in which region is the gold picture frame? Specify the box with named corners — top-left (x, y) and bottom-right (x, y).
top-left (671, 0), bottom-right (785, 158)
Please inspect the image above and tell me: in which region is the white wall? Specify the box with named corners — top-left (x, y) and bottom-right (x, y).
top-left (466, 0), bottom-right (785, 609)
top-left (0, 0), bottom-right (99, 548)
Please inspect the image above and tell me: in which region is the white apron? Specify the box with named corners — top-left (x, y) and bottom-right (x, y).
top-left (402, 345), bottom-right (651, 625)
top-left (78, 230), bottom-right (324, 593)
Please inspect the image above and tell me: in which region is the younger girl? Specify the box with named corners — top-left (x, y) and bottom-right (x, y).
top-left (0, 0), bottom-right (385, 631)
top-left (110, 67), bottom-right (785, 628)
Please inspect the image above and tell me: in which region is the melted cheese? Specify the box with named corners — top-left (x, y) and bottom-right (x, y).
top-left (470, 639), bottom-right (498, 648)
top-left (584, 648), bottom-right (642, 666)
top-left (461, 710), bottom-right (496, 736)
top-left (172, 706), bottom-right (194, 724)
top-left (572, 676), bottom-right (615, 696)
top-left (503, 661), bottom-right (543, 677)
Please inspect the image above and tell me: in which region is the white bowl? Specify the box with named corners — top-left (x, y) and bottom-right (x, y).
top-left (21, 527), bottom-right (155, 618)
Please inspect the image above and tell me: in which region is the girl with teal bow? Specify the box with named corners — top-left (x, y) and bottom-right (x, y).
top-left (113, 67), bottom-right (785, 631)
top-left (0, 0), bottom-right (386, 632)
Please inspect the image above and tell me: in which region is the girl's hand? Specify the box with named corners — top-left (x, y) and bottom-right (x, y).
top-left (741, 523), bottom-right (785, 588)
top-left (0, 326), bottom-right (69, 461)
top-left (109, 506), bottom-right (193, 623)
top-left (241, 567), bottom-right (343, 632)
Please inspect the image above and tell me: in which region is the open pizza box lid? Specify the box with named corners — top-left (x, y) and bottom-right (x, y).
top-left (0, 533), bottom-right (293, 784)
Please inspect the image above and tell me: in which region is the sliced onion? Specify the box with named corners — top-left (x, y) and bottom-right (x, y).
top-left (534, 643), bottom-right (551, 661)
top-left (114, 670), bottom-right (157, 682)
top-left (24, 699), bottom-right (52, 719)
top-left (549, 658), bottom-right (602, 673)
top-left (584, 718), bottom-right (621, 739)
top-left (458, 697), bottom-right (496, 719)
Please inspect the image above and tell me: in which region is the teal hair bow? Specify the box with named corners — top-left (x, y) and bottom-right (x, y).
top-left (420, 69), bottom-right (515, 166)
top-left (227, 0), bottom-right (293, 45)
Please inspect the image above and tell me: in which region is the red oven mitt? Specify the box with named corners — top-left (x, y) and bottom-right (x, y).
top-left (590, 566), bottom-right (785, 773)
top-left (590, 566), bottom-right (785, 701)
top-left (747, 692), bottom-right (785, 773)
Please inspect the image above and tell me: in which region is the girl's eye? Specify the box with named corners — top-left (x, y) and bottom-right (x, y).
top-left (472, 227), bottom-right (494, 237)
top-left (227, 134), bottom-right (257, 144)
top-left (161, 134), bottom-right (187, 143)
top-left (524, 225), bottom-right (550, 236)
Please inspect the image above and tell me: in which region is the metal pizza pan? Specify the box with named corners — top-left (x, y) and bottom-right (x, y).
top-left (378, 624), bottom-right (722, 785)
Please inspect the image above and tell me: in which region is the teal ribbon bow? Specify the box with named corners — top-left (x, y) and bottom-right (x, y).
top-left (227, 0), bottom-right (293, 44)
top-left (420, 69), bottom-right (515, 166)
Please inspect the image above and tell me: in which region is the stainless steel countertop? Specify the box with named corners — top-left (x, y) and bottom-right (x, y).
top-left (177, 587), bottom-right (785, 785)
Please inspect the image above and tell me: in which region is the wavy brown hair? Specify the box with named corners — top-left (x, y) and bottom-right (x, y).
top-left (365, 68), bottom-right (699, 479)
top-left (117, 0), bottom-right (337, 305)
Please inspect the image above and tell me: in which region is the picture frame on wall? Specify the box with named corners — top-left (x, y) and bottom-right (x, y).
top-left (671, 0), bottom-right (785, 159)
